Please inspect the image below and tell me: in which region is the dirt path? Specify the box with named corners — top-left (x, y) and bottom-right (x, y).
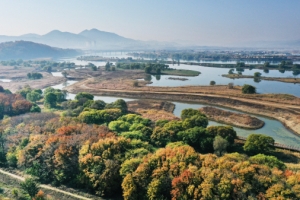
top-left (68, 85), bottom-right (300, 112)
top-left (0, 168), bottom-right (92, 200)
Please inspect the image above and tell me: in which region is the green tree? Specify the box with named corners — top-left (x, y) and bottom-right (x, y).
top-left (133, 81), bottom-right (139, 87)
top-left (249, 154), bottom-right (286, 170)
top-left (90, 100), bottom-right (106, 110)
top-left (26, 91), bottom-right (41, 103)
top-left (228, 69), bottom-right (234, 74)
top-left (62, 71), bottom-right (68, 78)
top-left (105, 99), bottom-right (127, 114)
top-left (182, 115), bottom-right (208, 129)
top-left (210, 80), bottom-right (216, 85)
top-left (236, 62), bottom-right (245, 68)
top-left (44, 92), bottom-right (57, 108)
top-left (20, 178), bottom-right (39, 198)
top-left (145, 66), bottom-right (151, 74)
top-left (264, 62), bottom-right (270, 68)
top-left (27, 73), bottom-right (32, 79)
top-left (75, 92), bottom-right (94, 101)
top-left (105, 62), bottom-right (111, 71)
top-left (213, 136), bottom-right (229, 156)
top-left (181, 108), bottom-right (205, 120)
top-left (254, 72), bottom-right (262, 77)
top-left (206, 126), bottom-right (237, 145)
top-left (30, 103), bottom-right (41, 113)
top-left (242, 84), bottom-right (256, 94)
top-left (156, 68), bottom-right (161, 74)
top-left (279, 61), bottom-right (286, 68)
top-left (243, 134), bottom-right (275, 155)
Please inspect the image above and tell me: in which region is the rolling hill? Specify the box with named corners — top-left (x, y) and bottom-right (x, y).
top-left (0, 41), bottom-right (81, 60)
top-left (0, 29), bottom-right (177, 50)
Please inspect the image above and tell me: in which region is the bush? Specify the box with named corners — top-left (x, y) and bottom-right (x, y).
top-left (75, 92), bottom-right (94, 101)
top-left (242, 84), bottom-right (256, 94)
top-left (254, 72), bottom-right (262, 77)
top-left (20, 178), bottom-right (39, 198)
top-left (249, 154), bottom-right (286, 170)
top-left (133, 81), bottom-right (138, 87)
top-left (210, 80), bottom-right (216, 85)
top-left (213, 136), bottom-right (229, 156)
top-left (243, 134), bottom-right (275, 155)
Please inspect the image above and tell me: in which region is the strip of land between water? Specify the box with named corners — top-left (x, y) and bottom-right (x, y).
top-left (65, 80), bottom-right (300, 137)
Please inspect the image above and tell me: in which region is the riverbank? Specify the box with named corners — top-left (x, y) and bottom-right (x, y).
top-left (127, 100), bottom-right (178, 121)
top-left (64, 80), bottom-right (300, 136)
top-left (222, 74), bottom-right (300, 83)
top-left (168, 77), bottom-right (188, 81)
top-left (0, 73), bottom-right (65, 93)
top-left (199, 106), bottom-right (264, 129)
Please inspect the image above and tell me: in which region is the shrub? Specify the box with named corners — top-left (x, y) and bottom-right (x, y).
top-left (243, 134), bottom-right (275, 155)
top-left (254, 72), bottom-right (262, 77)
top-left (242, 84), bottom-right (256, 94)
top-left (133, 81), bottom-right (139, 87)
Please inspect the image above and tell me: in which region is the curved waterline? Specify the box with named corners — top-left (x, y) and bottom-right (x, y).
top-left (48, 80), bottom-right (300, 147)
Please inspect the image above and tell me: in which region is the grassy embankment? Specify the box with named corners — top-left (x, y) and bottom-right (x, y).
top-left (199, 106), bottom-right (264, 129)
top-left (222, 74), bottom-right (300, 83)
top-left (160, 69), bottom-right (200, 76)
top-left (64, 73), bottom-right (300, 137)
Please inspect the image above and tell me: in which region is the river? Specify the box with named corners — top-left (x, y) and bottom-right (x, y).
top-left (50, 55), bottom-right (300, 147)
top-left (57, 56), bottom-right (300, 97)
top-left (48, 77), bottom-right (300, 147)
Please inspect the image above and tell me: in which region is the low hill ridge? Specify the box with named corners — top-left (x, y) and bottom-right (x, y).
top-left (0, 40), bottom-right (81, 60)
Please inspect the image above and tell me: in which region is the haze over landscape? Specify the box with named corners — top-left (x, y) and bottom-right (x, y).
top-left (0, 0), bottom-right (300, 48)
top-left (0, 1), bottom-right (300, 200)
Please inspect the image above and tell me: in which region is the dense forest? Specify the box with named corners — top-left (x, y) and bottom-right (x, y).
top-left (0, 86), bottom-right (299, 199)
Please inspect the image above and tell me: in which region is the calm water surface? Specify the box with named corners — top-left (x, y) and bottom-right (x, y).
top-left (0, 79), bottom-right (12, 82)
top-left (49, 80), bottom-right (300, 147)
top-left (147, 64), bottom-right (300, 97)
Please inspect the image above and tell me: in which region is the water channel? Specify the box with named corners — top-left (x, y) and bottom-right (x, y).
top-left (50, 55), bottom-right (300, 147)
top-left (57, 56), bottom-right (300, 97)
top-left (49, 77), bottom-right (300, 147)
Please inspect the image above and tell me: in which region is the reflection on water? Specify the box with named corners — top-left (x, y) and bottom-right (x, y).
top-left (172, 102), bottom-right (300, 147)
top-left (57, 56), bottom-right (300, 96)
top-left (147, 64), bottom-right (300, 97)
top-left (50, 81), bottom-right (78, 90)
top-left (51, 72), bottom-right (63, 77)
top-left (49, 80), bottom-right (300, 147)
top-left (0, 79), bottom-right (12, 82)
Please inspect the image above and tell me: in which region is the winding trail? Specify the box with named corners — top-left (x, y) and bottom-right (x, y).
top-left (0, 168), bottom-right (92, 200)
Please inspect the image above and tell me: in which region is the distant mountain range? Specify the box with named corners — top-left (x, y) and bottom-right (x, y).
top-left (0, 29), bottom-right (179, 50)
top-left (0, 29), bottom-right (299, 51)
top-left (0, 41), bottom-right (81, 60)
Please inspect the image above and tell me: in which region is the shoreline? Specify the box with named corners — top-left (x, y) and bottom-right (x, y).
top-left (64, 84), bottom-right (300, 137)
top-left (222, 74), bottom-right (300, 83)
top-left (199, 106), bottom-right (265, 130)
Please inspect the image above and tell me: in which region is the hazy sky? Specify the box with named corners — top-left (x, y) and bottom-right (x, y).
top-left (0, 0), bottom-right (299, 46)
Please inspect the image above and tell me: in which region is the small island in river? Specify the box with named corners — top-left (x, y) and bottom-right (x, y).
top-left (199, 106), bottom-right (265, 129)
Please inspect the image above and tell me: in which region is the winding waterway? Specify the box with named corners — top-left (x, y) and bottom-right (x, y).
top-left (57, 56), bottom-right (300, 97)
top-left (48, 78), bottom-right (300, 147)
top-left (51, 55), bottom-right (300, 147)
